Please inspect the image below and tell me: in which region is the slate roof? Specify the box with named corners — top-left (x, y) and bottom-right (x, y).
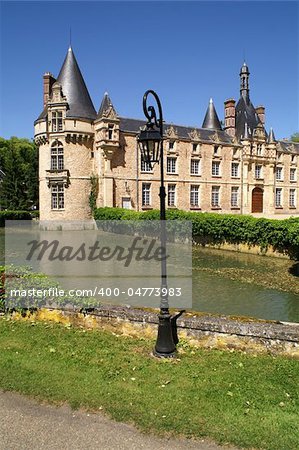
top-left (277, 140), bottom-right (299, 154)
top-left (97, 92), bottom-right (117, 119)
top-left (56, 47), bottom-right (96, 120)
top-left (202, 99), bottom-right (222, 130)
top-left (235, 96), bottom-right (263, 140)
top-left (119, 118), bottom-right (233, 144)
top-left (35, 47), bottom-right (96, 123)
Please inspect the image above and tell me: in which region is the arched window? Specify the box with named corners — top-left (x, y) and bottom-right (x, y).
top-left (51, 141), bottom-right (64, 170)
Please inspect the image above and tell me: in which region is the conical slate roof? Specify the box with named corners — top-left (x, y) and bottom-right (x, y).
top-left (97, 92), bottom-right (117, 119)
top-left (202, 99), bottom-right (222, 130)
top-left (56, 47), bottom-right (96, 120)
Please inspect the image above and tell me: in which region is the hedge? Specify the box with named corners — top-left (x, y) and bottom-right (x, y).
top-left (0, 211), bottom-right (39, 227)
top-left (94, 207), bottom-right (299, 259)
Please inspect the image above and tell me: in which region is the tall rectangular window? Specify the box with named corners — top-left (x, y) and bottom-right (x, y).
top-left (141, 158), bottom-right (152, 172)
top-left (275, 188), bottom-right (282, 207)
top-left (211, 186), bottom-right (220, 207)
top-left (108, 124), bottom-right (114, 140)
top-left (142, 183), bottom-right (151, 206)
top-left (231, 162), bottom-right (239, 178)
top-left (231, 187), bottom-right (239, 207)
top-left (168, 184), bottom-right (176, 207)
top-left (255, 164), bottom-right (262, 179)
top-left (276, 166), bottom-right (283, 181)
top-left (52, 111), bottom-right (63, 132)
top-left (51, 143), bottom-right (64, 170)
top-left (51, 184), bottom-right (64, 209)
top-left (167, 157), bottom-right (177, 174)
top-left (190, 159), bottom-right (200, 175)
top-left (212, 161), bottom-right (220, 176)
top-left (190, 185), bottom-right (199, 207)
top-left (290, 168), bottom-right (296, 181)
top-left (289, 189), bottom-right (296, 208)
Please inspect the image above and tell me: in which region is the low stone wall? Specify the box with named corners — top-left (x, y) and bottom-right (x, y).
top-left (193, 240), bottom-right (288, 259)
top-left (55, 305), bottom-right (299, 357)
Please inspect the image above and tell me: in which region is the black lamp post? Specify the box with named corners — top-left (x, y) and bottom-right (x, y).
top-left (137, 90), bottom-right (178, 358)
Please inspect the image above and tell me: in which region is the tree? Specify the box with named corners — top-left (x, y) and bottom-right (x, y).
top-left (0, 137), bottom-right (38, 210)
top-left (290, 132), bottom-right (299, 142)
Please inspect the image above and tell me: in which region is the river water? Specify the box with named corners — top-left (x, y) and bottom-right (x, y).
top-left (1, 229), bottom-right (298, 322)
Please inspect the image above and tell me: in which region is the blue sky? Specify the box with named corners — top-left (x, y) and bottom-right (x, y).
top-left (0, 1), bottom-right (298, 139)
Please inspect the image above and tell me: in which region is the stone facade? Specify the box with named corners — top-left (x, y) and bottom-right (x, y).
top-left (34, 48), bottom-right (299, 220)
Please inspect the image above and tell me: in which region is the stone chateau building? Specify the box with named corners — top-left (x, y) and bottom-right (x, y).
top-left (34, 47), bottom-right (299, 220)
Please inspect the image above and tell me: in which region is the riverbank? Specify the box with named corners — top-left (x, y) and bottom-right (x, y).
top-left (0, 317), bottom-right (298, 450)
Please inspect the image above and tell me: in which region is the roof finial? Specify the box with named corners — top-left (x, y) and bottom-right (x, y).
top-left (69, 27), bottom-right (72, 50)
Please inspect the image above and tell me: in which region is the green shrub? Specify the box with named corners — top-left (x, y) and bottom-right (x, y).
top-left (0, 210), bottom-right (35, 227)
top-left (93, 207), bottom-right (299, 259)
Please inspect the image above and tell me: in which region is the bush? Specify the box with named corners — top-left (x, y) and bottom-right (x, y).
top-left (0, 211), bottom-right (37, 227)
top-left (93, 207), bottom-right (299, 259)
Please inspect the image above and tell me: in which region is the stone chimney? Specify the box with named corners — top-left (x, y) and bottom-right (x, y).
top-left (224, 98), bottom-right (236, 137)
top-left (43, 72), bottom-right (56, 108)
top-left (256, 105), bottom-right (265, 126)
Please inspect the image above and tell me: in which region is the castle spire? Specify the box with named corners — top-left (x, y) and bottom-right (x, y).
top-left (56, 47), bottom-right (96, 120)
top-left (268, 127), bottom-right (276, 143)
top-left (240, 61), bottom-right (250, 102)
top-left (97, 92), bottom-right (117, 119)
top-left (202, 98), bottom-right (222, 130)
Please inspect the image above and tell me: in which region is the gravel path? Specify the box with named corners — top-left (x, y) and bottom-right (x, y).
top-left (0, 390), bottom-right (241, 450)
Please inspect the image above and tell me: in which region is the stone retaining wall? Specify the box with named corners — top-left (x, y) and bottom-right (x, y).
top-left (57, 305), bottom-right (299, 357)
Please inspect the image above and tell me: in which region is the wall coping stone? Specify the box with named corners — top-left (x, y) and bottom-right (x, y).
top-left (51, 304), bottom-right (299, 344)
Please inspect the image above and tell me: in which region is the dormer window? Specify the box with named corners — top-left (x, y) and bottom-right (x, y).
top-left (108, 124), bottom-right (114, 140)
top-left (52, 111), bottom-right (63, 132)
top-left (256, 144), bottom-right (263, 156)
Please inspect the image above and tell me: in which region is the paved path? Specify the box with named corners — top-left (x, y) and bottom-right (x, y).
top-left (0, 390), bottom-right (240, 450)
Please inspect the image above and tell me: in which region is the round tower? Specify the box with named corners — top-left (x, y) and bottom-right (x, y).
top-left (34, 47), bottom-right (96, 221)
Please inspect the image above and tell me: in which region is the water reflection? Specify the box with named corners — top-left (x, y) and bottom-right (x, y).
top-left (1, 229), bottom-right (298, 322)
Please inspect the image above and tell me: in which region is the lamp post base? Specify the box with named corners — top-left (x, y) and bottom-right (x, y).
top-left (153, 313), bottom-right (176, 358)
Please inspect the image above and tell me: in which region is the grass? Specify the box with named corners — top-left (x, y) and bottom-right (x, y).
top-left (0, 317), bottom-right (298, 450)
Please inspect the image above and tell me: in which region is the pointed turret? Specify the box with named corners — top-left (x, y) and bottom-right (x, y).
top-left (97, 92), bottom-right (117, 119)
top-left (202, 98), bottom-right (222, 130)
top-left (268, 127), bottom-right (276, 143)
top-left (56, 47), bottom-right (96, 120)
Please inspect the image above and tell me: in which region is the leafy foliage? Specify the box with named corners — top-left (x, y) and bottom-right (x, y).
top-left (0, 210), bottom-right (38, 227)
top-left (0, 137), bottom-right (38, 210)
top-left (94, 207), bottom-right (299, 259)
top-left (290, 132), bottom-right (299, 142)
top-left (89, 174), bottom-right (99, 212)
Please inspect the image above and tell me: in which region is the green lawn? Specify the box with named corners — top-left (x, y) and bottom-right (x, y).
top-left (0, 317), bottom-right (298, 450)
